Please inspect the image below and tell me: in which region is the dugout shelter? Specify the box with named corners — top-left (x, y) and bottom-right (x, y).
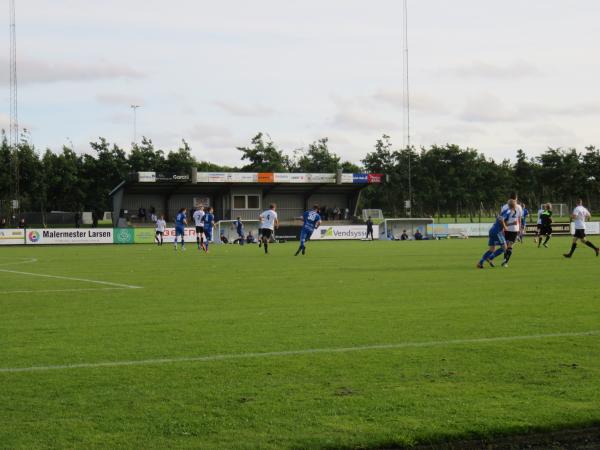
top-left (109, 170), bottom-right (383, 227)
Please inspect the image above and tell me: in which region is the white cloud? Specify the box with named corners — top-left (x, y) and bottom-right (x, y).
top-left (460, 93), bottom-right (518, 123)
top-left (446, 60), bottom-right (542, 79)
top-left (213, 100), bottom-right (275, 117)
top-left (0, 58), bottom-right (144, 85)
top-left (332, 109), bottom-right (398, 131)
top-left (189, 123), bottom-right (233, 140)
top-left (96, 93), bottom-right (145, 106)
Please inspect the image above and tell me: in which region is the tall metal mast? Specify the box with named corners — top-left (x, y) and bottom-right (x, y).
top-left (402, 0), bottom-right (412, 217)
top-left (9, 0), bottom-right (20, 213)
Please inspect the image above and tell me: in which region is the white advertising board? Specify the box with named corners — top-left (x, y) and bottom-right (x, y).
top-left (310, 225), bottom-right (379, 240)
top-left (571, 222), bottom-right (600, 235)
top-left (0, 228), bottom-right (25, 245)
top-left (138, 172), bottom-right (156, 182)
top-left (25, 229), bottom-right (113, 245)
top-left (160, 227), bottom-right (215, 243)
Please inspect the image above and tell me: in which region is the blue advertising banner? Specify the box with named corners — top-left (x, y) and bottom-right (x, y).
top-left (352, 174), bottom-right (368, 183)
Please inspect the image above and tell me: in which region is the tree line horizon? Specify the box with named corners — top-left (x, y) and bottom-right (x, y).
top-left (1, 131), bottom-right (599, 220)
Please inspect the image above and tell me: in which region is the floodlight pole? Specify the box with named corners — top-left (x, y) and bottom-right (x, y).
top-left (131, 105), bottom-right (140, 144)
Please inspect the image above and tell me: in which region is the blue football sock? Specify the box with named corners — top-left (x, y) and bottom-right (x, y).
top-left (489, 248), bottom-right (504, 260)
top-left (479, 250), bottom-right (492, 264)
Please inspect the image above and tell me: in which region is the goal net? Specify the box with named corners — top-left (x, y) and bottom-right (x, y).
top-left (362, 209), bottom-right (384, 221)
top-left (379, 218), bottom-right (435, 240)
top-left (544, 203), bottom-right (569, 217)
top-left (215, 220), bottom-right (261, 244)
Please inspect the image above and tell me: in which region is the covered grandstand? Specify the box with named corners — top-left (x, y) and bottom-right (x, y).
top-left (109, 171), bottom-right (383, 227)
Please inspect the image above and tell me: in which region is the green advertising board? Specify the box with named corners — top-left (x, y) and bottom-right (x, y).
top-left (113, 228), bottom-right (135, 244)
top-left (134, 228), bottom-right (156, 244)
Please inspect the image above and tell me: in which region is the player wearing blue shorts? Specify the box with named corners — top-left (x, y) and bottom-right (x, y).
top-left (202, 207), bottom-right (215, 253)
top-left (234, 217), bottom-right (244, 245)
top-left (295, 205), bottom-right (321, 256)
top-left (174, 207), bottom-right (187, 251)
top-left (477, 199), bottom-right (514, 269)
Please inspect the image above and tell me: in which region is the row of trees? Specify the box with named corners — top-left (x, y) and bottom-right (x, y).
top-left (1, 131), bottom-right (599, 219)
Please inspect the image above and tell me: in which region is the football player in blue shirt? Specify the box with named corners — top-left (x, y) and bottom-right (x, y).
top-left (202, 207), bottom-right (215, 253)
top-left (235, 217), bottom-right (244, 245)
top-left (477, 199), bottom-right (515, 269)
top-left (174, 207), bottom-right (188, 251)
top-left (519, 202), bottom-right (529, 243)
top-left (295, 204), bottom-right (321, 256)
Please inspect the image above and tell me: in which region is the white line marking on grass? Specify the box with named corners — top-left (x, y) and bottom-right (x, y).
top-left (0, 269), bottom-right (142, 290)
top-left (0, 287), bottom-right (137, 295)
top-left (1, 330), bottom-right (597, 374)
top-left (0, 257), bottom-right (38, 267)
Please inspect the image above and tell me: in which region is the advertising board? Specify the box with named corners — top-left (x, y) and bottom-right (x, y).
top-left (138, 172), bottom-right (156, 182)
top-left (310, 225), bottom-right (378, 240)
top-left (133, 228), bottom-right (157, 244)
top-left (25, 228), bottom-right (113, 245)
top-left (0, 228), bottom-right (25, 245)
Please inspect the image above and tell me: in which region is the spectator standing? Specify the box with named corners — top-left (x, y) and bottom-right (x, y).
top-left (92, 211), bottom-right (99, 228)
top-left (139, 207), bottom-right (146, 223)
top-left (344, 208), bottom-right (350, 220)
top-left (0, 217), bottom-right (6, 228)
top-left (74, 212), bottom-right (81, 228)
top-left (18, 218), bottom-right (26, 229)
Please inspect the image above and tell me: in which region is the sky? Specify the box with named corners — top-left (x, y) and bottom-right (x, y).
top-left (1, 0), bottom-right (599, 166)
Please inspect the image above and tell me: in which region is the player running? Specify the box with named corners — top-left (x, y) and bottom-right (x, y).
top-left (490, 194), bottom-right (521, 267)
top-left (477, 199), bottom-right (514, 269)
top-left (234, 217), bottom-right (244, 245)
top-left (259, 204), bottom-right (279, 254)
top-left (534, 205), bottom-right (545, 243)
top-left (519, 203), bottom-right (529, 243)
top-left (155, 214), bottom-right (166, 246)
top-left (192, 207), bottom-right (206, 251)
top-left (538, 203), bottom-right (553, 248)
top-left (174, 208), bottom-right (187, 251)
top-left (563, 199), bottom-right (599, 258)
top-left (295, 204), bottom-right (321, 256)
top-left (202, 207), bottom-right (215, 253)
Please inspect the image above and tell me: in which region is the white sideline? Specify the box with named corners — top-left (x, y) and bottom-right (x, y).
top-left (0, 269), bottom-right (142, 290)
top-left (0, 330), bottom-right (597, 374)
top-left (1, 288), bottom-right (138, 294)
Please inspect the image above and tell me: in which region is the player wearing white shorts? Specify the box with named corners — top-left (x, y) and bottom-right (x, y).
top-left (258, 204), bottom-right (279, 254)
top-left (563, 199), bottom-right (599, 258)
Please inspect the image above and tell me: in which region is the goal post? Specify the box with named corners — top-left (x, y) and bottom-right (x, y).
top-left (215, 220), bottom-right (261, 244)
top-left (362, 209), bottom-right (384, 221)
top-left (379, 218), bottom-right (435, 240)
top-left (544, 203), bottom-right (569, 217)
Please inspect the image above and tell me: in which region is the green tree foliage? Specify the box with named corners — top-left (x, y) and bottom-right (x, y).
top-left (0, 130), bottom-right (598, 220)
top-left (237, 133), bottom-right (292, 172)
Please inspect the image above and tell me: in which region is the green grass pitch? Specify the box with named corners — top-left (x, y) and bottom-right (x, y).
top-left (1, 237), bottom-right (599, 449)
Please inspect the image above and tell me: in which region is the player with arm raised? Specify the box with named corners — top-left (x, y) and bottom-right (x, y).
top-left (174, 208), bottom-right (187, 251)
top-left (295, 204), bottom-right (321, 256)
top-left (259, 204), bottom-right (278, 255)
top-left (477, 199), bottom-right (514, 269)
top-left (564, 199), bottom-right (599, 258)
top-left (202, 207), bottom-right (215, 253)
top-left (192, 207), bottom-right (206, 251)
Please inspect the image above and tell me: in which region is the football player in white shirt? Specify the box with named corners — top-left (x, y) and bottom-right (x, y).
top-left (192, 207), bottom-right (206, 251)
top-left (564, 199), bottom-right (599, 258)
top-left (155, 215), bottom-right (166, 246)
top-left (258, 204), bottom-right (279, 254)
top-left (495, 193), bottom-right (522, 267)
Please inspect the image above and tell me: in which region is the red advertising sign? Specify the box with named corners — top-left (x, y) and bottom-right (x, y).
top-left (368, 174), bottom-right (384, 183)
